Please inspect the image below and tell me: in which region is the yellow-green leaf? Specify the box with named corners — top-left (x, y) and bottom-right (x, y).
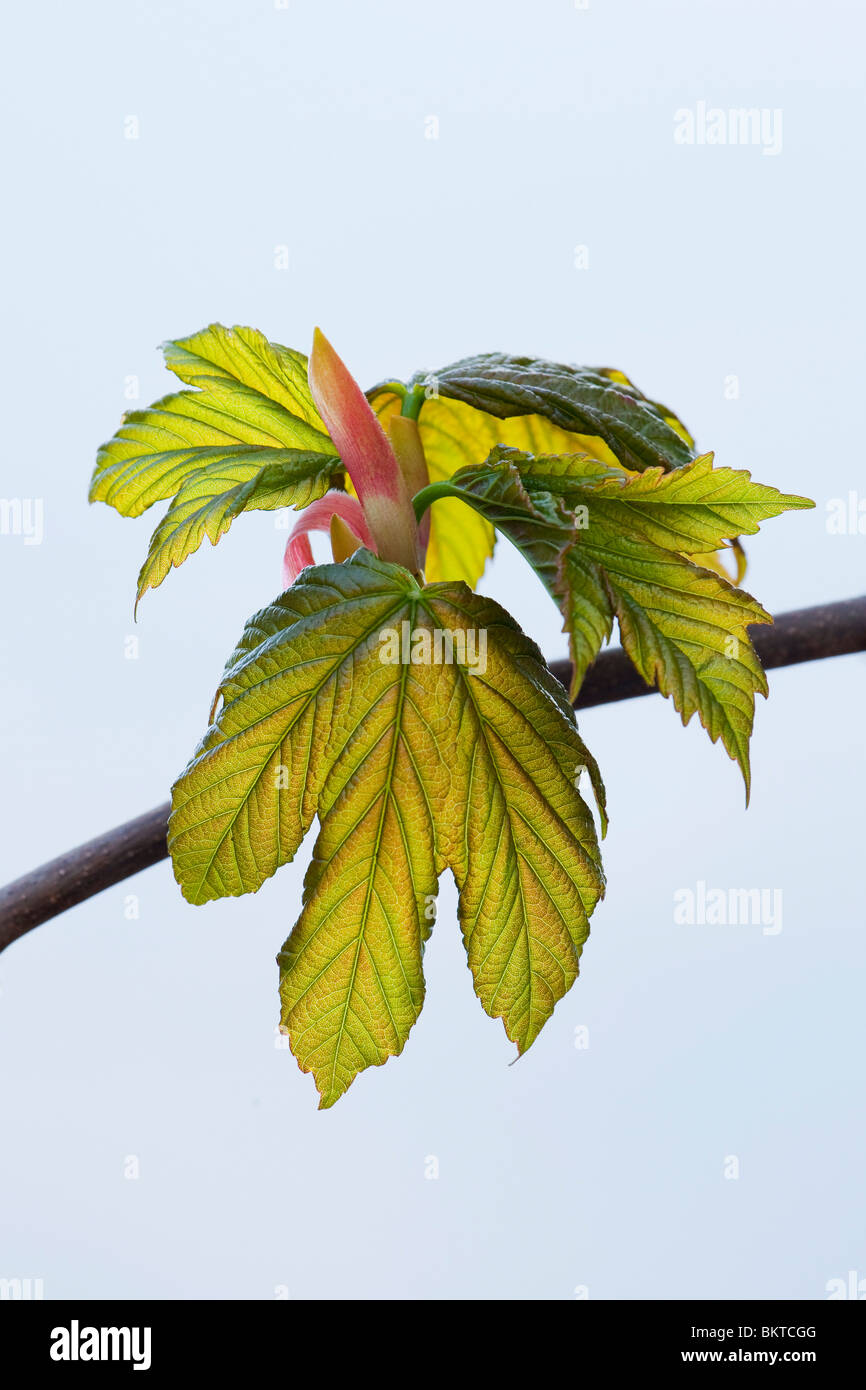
top-left (415, 448), bottom-right (814, 796)
top-left (520, 450), bottom-right (812, 554)
top-left (168, 558), bottom-right (414, 904)
top-left (135, 450), bottom-right (337, 605)
top-left (421, 585), bottom-right (605, 1052)
top-left (563, 527), bottom-right (770, 797)
top-left (278, 611), bottom-right (445, 1108)
top-left (91, 324), bottom-right (341, 599)
top-left (169, 551), bottom-right (605, 1104)
top-left (370, 388), bottom-right (619, 587)
top-left (163, 323), bottom-right (326, 430)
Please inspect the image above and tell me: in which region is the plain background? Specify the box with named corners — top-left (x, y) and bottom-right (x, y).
top-left (1, 0), bottom-right (864, 1299)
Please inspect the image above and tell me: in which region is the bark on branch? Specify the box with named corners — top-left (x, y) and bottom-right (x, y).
top-left (1, 595), bottom-right (864, 953)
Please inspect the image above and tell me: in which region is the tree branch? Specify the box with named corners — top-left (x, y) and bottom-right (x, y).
top-left (1, 595), bottom-right (864, 953)
top-left (555, 594), bottom-right (866, 707)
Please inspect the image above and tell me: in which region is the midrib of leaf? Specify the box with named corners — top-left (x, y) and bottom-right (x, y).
top-left (141, 393), bottom-right (310, 451)
top-left (462, 715), bottom-right (538, 1025)
top-left (327, 649), bottom-right (414, 1084)
top-left (416, 591), bottom-right (591, 1045)
top-left (611, 579), bottom-right (762, 788)
top-left (472, 698), bottom-right (593, 969)
top-left (183, 591), bottom-right (410, 902)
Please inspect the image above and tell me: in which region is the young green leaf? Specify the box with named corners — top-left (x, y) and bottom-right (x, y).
top-left (91, 324), bottom-right (341, 598)
top-left (168, 557), bottom-right (415, 904)
top-left (560, 526), bottom-right (771, 797)
top-left (369, 388), bottom-right (622, 587)
top-left (277, 619), bottom-right (446, 1108)
top-left (135, 450), bottom-right (337, 605)
top-left (413, 447), bottom-right (814, 796)
top-left (431, 585), bottom-right (606, 1054)
top-left (429, 353), bottom-right (696, 473)
top-left (513, 449), bottom-right (812, 553)
top-left (595, 366), bottom-right (696, 449)
top-left (169, 550), bottom-right (605, 1105)
top-left (370, 358), bottom-right (695, 584)
top-left (162, 323), bottom-right (326, 427)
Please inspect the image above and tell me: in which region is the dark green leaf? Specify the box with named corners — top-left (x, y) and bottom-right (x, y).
top-left (429, 353), bottom-right (696, 473)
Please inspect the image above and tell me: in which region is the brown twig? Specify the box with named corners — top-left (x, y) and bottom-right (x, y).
top-left (1, 596), bottom-right (864, 953)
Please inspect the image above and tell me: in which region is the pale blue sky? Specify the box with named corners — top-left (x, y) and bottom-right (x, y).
top-left (0, 0), bottom-right (864, 1299)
